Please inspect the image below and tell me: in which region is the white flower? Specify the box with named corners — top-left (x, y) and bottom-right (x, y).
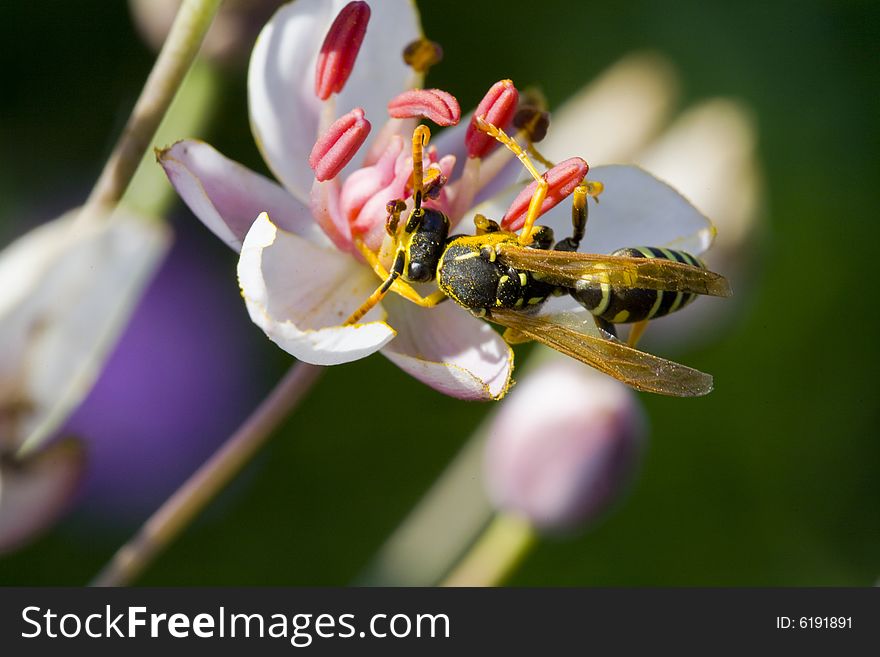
top-left (160, 0), bottom-right (716, 401)
top-left (0, 209), bottom-right (168, 552)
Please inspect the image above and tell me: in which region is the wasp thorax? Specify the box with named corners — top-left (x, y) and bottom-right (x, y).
top-left (437, 240), bottom-right (504, 308)
top-left (437, 234), bottom-right (556, 311)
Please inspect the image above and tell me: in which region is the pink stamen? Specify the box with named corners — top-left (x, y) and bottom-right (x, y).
top-left (340, 136), bottom-right (404, 222)
top-left (466, 79), bottom-right (519, 159)
top-left (387, 89), bottom-right (461, 126)
top-left (308, 107), bottom-right (372, 182)
top-left (501, 157), bottom-right (589, 231)
top-left (314, 1), bottom-right (371, 101)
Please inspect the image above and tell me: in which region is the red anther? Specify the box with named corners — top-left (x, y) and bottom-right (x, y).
top-left (501, 157), bottom-right (589, 231)
top-left (309, 108), bottom-right (372, 182)
top-left (465, 79), bottom-right (519, 158)
top-left (314, 1), bottom-right (371, 101)
top-left (387, 89), bottom-right (461, 126)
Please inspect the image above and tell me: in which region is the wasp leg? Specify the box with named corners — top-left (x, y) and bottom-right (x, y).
top-left (501, 327), bottom-right (533, 344)
top-left (346, 248), bottom-right (445, 324)
top-left (345, 250), bottom-right (406, 325)
top-left (474, 117), bottom-right (548, 246)
top-left (627, 319), bottom-right (650, 347)
top-left (553, 184), bottom-right (588, 252)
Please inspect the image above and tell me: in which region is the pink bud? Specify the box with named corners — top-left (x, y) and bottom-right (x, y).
top-left (484, 359), bottom-right (645, 532)
top-left (501, 157), bottom-right (589, 231)
top-left (314, 1), bottom-right (371, 101)
top-left (308, 107), bottom-right (371, 182)
top-left (466, 79), bottom-right (519, 158)
top-left (387, 88), bottom-right (461, 126)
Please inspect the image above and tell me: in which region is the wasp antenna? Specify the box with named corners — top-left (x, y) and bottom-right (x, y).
top-left (411, 124), bottom-right (431, 211)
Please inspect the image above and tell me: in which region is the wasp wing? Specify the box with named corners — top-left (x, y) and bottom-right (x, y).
top-left (490, 309), bottom-right (714, 397)
top-left (496, 244), bottom-right (731, 297)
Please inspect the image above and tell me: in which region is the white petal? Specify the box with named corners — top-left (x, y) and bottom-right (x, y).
top-left (538, 165), bottom-right (715, 256)
top-left (248, 0), bottom-right (422, 201)
top-left (158, 140), bottom-right (326, 252)
top-left (0, 210), bottom-right (169, 455)
top-left (543, 52), bottom-right (679, 164)
top-left (0, 439), bottom-right (84, 555)
top-left (238, 213), bottom-right (395, 365)
top-left (381, 296), bottom-right (513, 401)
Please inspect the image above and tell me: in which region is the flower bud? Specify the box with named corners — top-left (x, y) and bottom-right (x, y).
top-left (466, 80), bottom-right (519, 158)
top-left (314, 1), bottom-right (372, 100)
top-left (308, 107), bottom-right (371, 182)
top-left (501, 157), bottom-right (589, 231)
top-left (387, 89), bottom-right (461, 127)
top-left (484, 358), bottom-right (645, 532)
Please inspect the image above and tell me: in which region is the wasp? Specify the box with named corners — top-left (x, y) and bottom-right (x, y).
top-left (344, 120), bottom-right (731, 397)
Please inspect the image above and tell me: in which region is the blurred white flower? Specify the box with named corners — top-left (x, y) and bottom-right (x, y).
top-left (485, 357), bottom-right (646, 532)
top-left (0, 209), bottom-right (168, 553)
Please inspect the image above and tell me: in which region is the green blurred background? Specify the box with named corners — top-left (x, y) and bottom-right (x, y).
top-left (1, 0), bottom-right (878, 585)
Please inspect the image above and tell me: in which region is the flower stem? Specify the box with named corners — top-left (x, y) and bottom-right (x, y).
top-left (440, 512), bottom-right (537, 587)
top-left (90, 362), bottom-right (323, 587)
top-left (79, 0), bottom-right (223, 224)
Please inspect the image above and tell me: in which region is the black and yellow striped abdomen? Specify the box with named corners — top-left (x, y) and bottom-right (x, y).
top-left (570, 247), bottom-right (706, 324)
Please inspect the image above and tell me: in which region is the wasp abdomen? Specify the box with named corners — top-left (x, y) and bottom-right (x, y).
top-left (571, 246), bottom-right (706, 324)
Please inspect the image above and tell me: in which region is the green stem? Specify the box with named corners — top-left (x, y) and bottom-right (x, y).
top-left (440, 512), bottom-right (537, 587)
top-left (90, 362), bottom-right (323, 587)
top-left (79, 0), bottom-right (223, 224)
